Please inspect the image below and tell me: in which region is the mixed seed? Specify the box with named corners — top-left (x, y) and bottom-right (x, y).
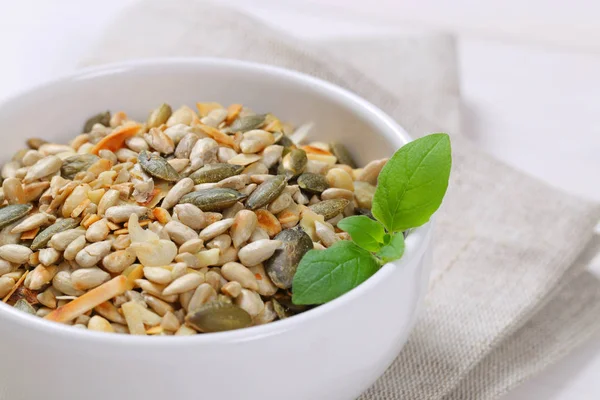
top-left (0, 103), bottom-right (386, 335)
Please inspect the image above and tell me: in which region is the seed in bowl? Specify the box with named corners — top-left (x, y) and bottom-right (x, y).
top-left (0, 103), bottom-right (451, 335)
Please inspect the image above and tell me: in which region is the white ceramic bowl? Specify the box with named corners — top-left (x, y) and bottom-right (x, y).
top-left (0, 59), bottom-right (432, 400)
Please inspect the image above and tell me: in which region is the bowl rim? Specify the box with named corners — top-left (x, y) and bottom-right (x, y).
top-left (0, 57), bottom-right (431, 345)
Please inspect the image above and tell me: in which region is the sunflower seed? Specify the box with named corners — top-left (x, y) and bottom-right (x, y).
top-left (45, 225), bottom-right (85, 251)
top-left (321, 188), bottom-right (354, 201)
top-left (137, 150), bottom-right (180, 182)
top-left (71, 267), bottom-right (110, 291)
top-left (164, 220), bottom-right (198, 245)
top-left (199, 218), bottom-right (234, 241)
top-left (238, 239), bottom-right (282, 267)
top-left (161, 177), bottom-right (194, 210)
top-left (174, 133), bottom-right (199, 159)
top-left (85, 218), bottom-right (110, 242)
top-left (356, 158), bottom-right (388, 185)
top-left (262, 145), bottom-right (284, 168)
top-left (0, 204), bottom-right (33, 229)
top-left (246, 175), bottom-right (286, 210)
top-left (220, 281), bottom-right (242, 298)
top-left (206, 234), bottom-right (231, 252)
top-left (163, 273), bottom-right (204, 296)
top-left (240, 130), bottom-right (274, 154)
top-left (230, 210), bottom-right (257, 248)
top-left (217, 147), bottom-right (238, 163)
top-left (234, 289), bottom-right (264, 317)
top-left (189, 138), bottom-right (219, 170)
top-left (255, 209), bottom-right (282, 238)
top-left (173, 203), bottom-right (206, 230)
top-left (179, 188), bottom-right (247, 212)
top-left (354, 181), bottom-right (376, 209)
top-left (39, 247), bottom-right (60, 266)
top-left (315, 220), bottom-right (339, 247)
top-left (75, 240), bottom-right (112, 268)
top-left (23, 155), bottom-right (62, 183)
top-left (201, 108), bottom-right (228, 127)
top-left (249, 264), bottom-right (278, 297)
top-left (0, 244), bottom-right (32, 264)
top-left (308, 198), bottom-right (349, 220)
top-left (102, 249), bottom-right (136, 273)
top-left (221, 262), bottom-right (258, 290)
top-left (105, 205), bottom-right (148, 223)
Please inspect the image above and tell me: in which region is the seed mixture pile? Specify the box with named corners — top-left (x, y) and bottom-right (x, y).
top-left (0, 103), bottom-right (386, 335)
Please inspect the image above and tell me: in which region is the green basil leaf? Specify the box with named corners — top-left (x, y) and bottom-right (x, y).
top-left (372, 133), bottom-right (451, 232)
top-left (337, 215), bottom-right (385, 252)
top-left (376, 232), bottom-right (405, 263)
top-left (292, 241), bottom-right (380, 305)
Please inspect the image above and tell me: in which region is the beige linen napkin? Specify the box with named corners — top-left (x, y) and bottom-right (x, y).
top-left (84, 1), bottom-right (600, 398)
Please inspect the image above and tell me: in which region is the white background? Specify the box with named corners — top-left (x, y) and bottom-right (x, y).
top-left (2, 0), bottom-right (600, 398)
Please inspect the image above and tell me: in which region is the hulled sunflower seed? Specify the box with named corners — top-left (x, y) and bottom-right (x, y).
top-left (164, 220), bottom-right (198, 245)
top-left (173, 204), bottom-right (206, 230)
top-left (75, 240), bottom-right (112, 268)
top-left (356, 158), bottom-right (388, 184)
top-left (187, 283), bottom-right (217, 312)
top-left (238, 239), bottom-right (282, 267)
top-left (85, 218), bottom-right (110, 242)
top-left (71, 267), bottom-right (110, 291)
top-left (221, 262), bottom-right (258, 291)
top-left (175, 132), bottom-right (199, 159)
top-left (23, 155), bottom-right (62, 183)
top-left (102, 249), bottom-right (136, 274)
top-left (47, 226), bottom-right (85, 251)
top-left (105, 205), bottom-right (148, 223)
top-left (199, 218), bottom-right (234, 241)
top-left (0, 244), bottom-right (32, 264)
top-left (163, 273), bottom-right (204, 296)
top-left (230, 210), bottom-right (257, 248)
top-left (234, 289), bottom-right (264, 317)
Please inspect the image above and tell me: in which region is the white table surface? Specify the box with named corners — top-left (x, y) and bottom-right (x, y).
top-left (2, 1), bottom-right (600, 398)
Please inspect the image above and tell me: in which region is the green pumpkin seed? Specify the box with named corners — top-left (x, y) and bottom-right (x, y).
top-left (0, 204), bottom-right (33, 229)
top-left (276, 135), bottom-right (294, 149)
top-left (61, 154), bottom-right (100, 180)
top-left (246, 175), bottom-right (286, 210)
top-left (272, 293), bottom-right (307, 318)
top-left (229, 114), bottom-right (267, 133)
top-left (279, 148), bottom-right (307, 179)
top-left (147, 103), bottom-right (172, 128)
top-left (185, 301), bottom-right (252, 332)
top-left (297, 173), bottom-right (329, 194)
top-left (14, 299), bottom-right (36, 315)
top-left (83, 111), bottom-right (110, 133)
top-left (264, 228), bottom-right (313, 289)
top-left (179, 188), bottom-right (247, 211)
top-left (330, 142), bottom-right (356, 168)
top-left (272, 298), bottom-right (288, 319)
top-left (138, 150), bottom-right (180, 182)
top-left (309, 199), bottom-right (349, 220)
top-left (188, 163), bottom-right (244, 184)
top-left (31, 218), bottom-right (79, 250)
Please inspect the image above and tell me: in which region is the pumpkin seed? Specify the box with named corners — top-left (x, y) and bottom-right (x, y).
top-left (229, 114), bottom-right (267, 133)
top-left (246, 175), bottom-right (286, 210)
top-left (60, 154), bottom-right (100, 180)
top-left (83, 111), bottom-right (110, 133)
top-left (147, 103), bottom-right (172, 128)
top-left (264, 228), bottom-right (313, 289)
top-left (189, 163), bottom-right (244, 184)
top-left (185, 301), bottom-right (252, 332)
top-left (308, 199), bottom-right (349, 220)
top-left (279, 148), bottom-right (307, 179)
top-left (297, 172), bottom-right (329, 194)
top-left (330, 142), bottom-right (356, 168)
top-left (0, 204), bottom-right (33, 229)
top-left (31, 218), bottom-right (79, 251)
top-left (138, 150), bottom-right (180, 182)
top-left (273, 292), bottom-right (308, 317)
top-left (179, 188), bottom-right (247, 212)
top-left (14, 299), bottom-right (36, 315)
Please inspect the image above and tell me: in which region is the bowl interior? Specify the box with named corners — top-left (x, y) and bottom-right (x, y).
top-left (0, 58), bottom-right (418, 341)
top-left (0, 58), bottom-right (407, 164)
